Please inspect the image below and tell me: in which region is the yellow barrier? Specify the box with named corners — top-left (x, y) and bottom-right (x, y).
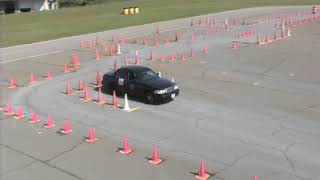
top-left (129, 7), bottom-right (135, 14)
top-left (134, 7), bottom-right (139, 14)
top-left (123, 8), bottom-right (129, 15)
top-left (122, 7), bottom-right (139, 14)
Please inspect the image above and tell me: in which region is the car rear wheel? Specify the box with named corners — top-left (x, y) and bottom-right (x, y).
top-left (145, 92), bottom-right (155, 104)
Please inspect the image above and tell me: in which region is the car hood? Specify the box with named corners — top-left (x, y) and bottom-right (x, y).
top-left (141, 77), bottom-right (175, 90)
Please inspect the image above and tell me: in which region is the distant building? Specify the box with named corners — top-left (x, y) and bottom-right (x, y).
top-left (0, 0), bottom-right (58, 14)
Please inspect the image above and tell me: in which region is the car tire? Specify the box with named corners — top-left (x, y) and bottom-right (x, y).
top-left (145, 92), bottom-right (155, 104)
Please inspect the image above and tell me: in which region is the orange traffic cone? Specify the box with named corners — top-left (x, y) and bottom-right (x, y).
top-left (155, 24), bottom-right (160, 34)
top-left (254, 176), bottom-right (259, 180)
top-left (30, 110), bottom-right (41, 124)
top-left (4, 103), bottom-right (14, 115)
top-left (195, 161), bottom-right (210, 180)
top-left (257, 35), bottom-right (262, 45)
top-left (61, 118), bottom-right (72, 134)
top-left (148, 145), bottom-right (162, 165)
top-left (203, 47), bottom-right (208, 54)
top-left (66, 81), bottom-right (73, 96)
top-left (96, 37), bottom-right (100, 45)
top-left (232, 41), bottom-right (238, 49)
top-left (164, 38), bottom-right (171, 44)
top-left (97, 87), bottom-right (106, 105)
top-left (114, 59), bottom-right (119, 71)
top-left (111, 35), bottom-right (115, 43)
top-left (82, 85), bottom-right (92, 101)
top-left (265, 33), bottom-right (270, 43)
top-left (80, 40), bottom-right (84, 48)
top-left (170, 53), bottom-right (176, 61)
top-left (45, 115), bottom-right (55, 129)
top-left (119, 138), bottom-right (133, 154)
top-left (89, 40), bottom-right (93, 48)
top-left (112, 90), bottom-right (118, 108)
top-left (96, 71), bottom-right (102, 87)
top-left (77, 80), bottom-right (84, 92)
top-left (46, 71), bottom-right (53, 80)
top-left (154, 37), bottom-right (159, 46)
top-left (149, 51), bottom-right (154, 60)
top-left (135, 55), bottom-right (141, 65)
top-left (125, 56), bottom-right (129, 66)
top-left (181, 53), bottom-right (187, 61)
top-left (161, 53), bottom-right (166, 62)
top-left (96, 49), bottom-right (101, 61)
top-left (86, 128), bottom-right (98, 143)
top-left (191, 48), bottom-right (196, 59)
top-left (29, 73), bottom-right (37, 84)
top-left (174, 32), bottom-right (179, 42)
top-left (14, 105), bottom-right (25, 120)
top-left (143, 37), bottom-right (148, 46)
top-left (191, 31), bottom-right (196, 40)
top-left (73, 54), bottom-right (79, 69)
top-left (8, 79), bottom-right (16, 89)
top-left (64, 64), bottom-right (70, 73)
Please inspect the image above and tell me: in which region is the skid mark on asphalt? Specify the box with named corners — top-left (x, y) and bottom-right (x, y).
top-left (0, 50), bottom-right (64, 64)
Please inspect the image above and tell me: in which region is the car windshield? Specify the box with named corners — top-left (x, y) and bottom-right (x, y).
top-left (137, 70), bottom-right (158, 81)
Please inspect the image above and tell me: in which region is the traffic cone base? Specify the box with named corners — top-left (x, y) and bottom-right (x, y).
top-left (119, 138), bottom-right (133, 154)
top-left (195, 174), bottom-right (210, 180)
top-left (119, 148), bottom-right (133, 155)
top-left (4, 111), bottom-right (15, 116)
top-left (96, 89), bottom-right (106, 105)
top-left (14, 106), bottom-right (24, 120)
top-left (61, 119), bottom-right (72, 134)
top-left (82, 86), bottom-right (92, 101)
top-left (86, 128), bottom-right (98, 143)
top-left (82, 97), bottom-right (93, 102)
top-left (4, 107), bottom-right (14, 115)
top-left (86, 137), bottom-right (98, 143)
top-left (29, 119), bottom-right (41, 124)
top-left (14, 114), bottom-right (25, 120)
top-left (61, 129), bottom-right (73, 134)
top-left (96, 100), bottom-right (106, 105)
top-left (45, 123), bottom-right (56, 129)
top-left (148, 158), bottom-right (162, 165)
top-left (8, 80), bottom-right (16, 89)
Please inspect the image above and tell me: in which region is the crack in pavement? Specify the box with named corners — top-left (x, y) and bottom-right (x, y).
top-left (0, 143), bottom-right (85, 180)
top-left (0, 160), bottom-right (38, 177)
top-left (45, 140), bottom-right (85, 163)
top-left (214, 151), bottom-right (252, 175)
top-left (194, 118), bottom-right (309, 178)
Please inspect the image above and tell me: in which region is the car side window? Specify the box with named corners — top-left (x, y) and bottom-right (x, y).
top-left (128, 72), bottom-right (136, 81)
top-left (116, 69), bottom-right (127, 79)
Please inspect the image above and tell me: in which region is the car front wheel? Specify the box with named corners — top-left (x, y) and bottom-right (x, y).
top-left (145, 92), bottom-right (155, 104)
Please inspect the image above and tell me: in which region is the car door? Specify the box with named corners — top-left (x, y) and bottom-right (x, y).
top-left (123, 70), bottom-right (137, 95)
top-left (115, 69), bottom-right (128, 93)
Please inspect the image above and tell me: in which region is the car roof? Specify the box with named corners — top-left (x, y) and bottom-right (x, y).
top-left (122, 65), bottom-right (152, 73)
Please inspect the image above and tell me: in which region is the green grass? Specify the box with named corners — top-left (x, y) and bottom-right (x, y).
top-left (1, 0), bottom-right (319, 47)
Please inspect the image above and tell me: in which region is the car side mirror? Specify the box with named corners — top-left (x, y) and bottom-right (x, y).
top-left (157, 72), bottom-right (162, 78)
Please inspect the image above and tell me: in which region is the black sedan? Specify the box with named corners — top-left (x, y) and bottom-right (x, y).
top-left (102, 65), bottom-right (179, 104)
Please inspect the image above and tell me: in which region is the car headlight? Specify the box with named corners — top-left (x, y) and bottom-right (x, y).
top-left (154, 88), bottom-right (168, 94)
top-left (174, 85), bottom-right (178, 90)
